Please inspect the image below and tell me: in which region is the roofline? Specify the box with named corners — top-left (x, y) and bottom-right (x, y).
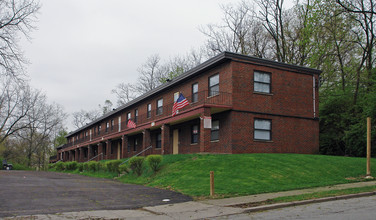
top-left (66, 52), bottom-right (321, 137)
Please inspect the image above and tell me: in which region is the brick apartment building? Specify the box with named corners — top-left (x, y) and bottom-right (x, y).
top-left (57, 52), bottom-right (321, 162)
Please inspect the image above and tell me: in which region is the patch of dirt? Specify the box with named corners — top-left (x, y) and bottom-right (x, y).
top-left (229, 199), bottom-right (276, 208)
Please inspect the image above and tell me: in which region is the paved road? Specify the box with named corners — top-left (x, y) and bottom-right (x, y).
top-left (211, 195), bottom-right (376, 220)
top-left (0, 170), bottom-right (191, 218)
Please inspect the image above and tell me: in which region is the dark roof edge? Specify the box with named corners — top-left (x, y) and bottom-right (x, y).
top-left (66, 52), bottom-right (229, 137)
top-left (66, 52), bottom-right (321, 137)
top-left (224, 51), bottom-right (322, 75)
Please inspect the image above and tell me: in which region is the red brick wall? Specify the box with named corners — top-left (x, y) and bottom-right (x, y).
top-left (231, 111), bottom-right (319, 154)
top-left (63, 57), bottom-right (319, 158)
top-left (231, 61), bottom-right (319, 118)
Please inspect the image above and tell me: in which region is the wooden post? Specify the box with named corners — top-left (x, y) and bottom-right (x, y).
top-left (366, 117), bottom-right (372, 178)
top-left (210, 171), bottom-right (214, 196)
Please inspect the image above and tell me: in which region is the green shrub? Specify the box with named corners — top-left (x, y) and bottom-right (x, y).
top-left (55, 161), bottom-right (65, 171)
top-left (105, 160), bottom-right (122, 173)
top-left (98, 162), bottom-right (105, 171)
top-left (129, 156), bottom-right (145, 176)
top-left (77, 163), bottom-right (84, 172)
top-left (146, 155), bottom-right (163, 173)
top-left (119, 163), bottom-right (129, 174)
top-left (48, 163), bottom-right (56, 170)
top-left (88, 161), bottom-right (98, 172)
top-left (83, 162), bottom-right (90, 171)
top-left (65, 161), bottom-right (78, 171)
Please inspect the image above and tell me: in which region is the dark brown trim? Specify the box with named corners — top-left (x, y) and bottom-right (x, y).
top-left (233, 109), bottom-right (319, 121)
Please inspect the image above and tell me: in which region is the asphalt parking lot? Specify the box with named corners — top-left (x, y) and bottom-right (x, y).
top-left (0, 170), bottom-right (191, 217)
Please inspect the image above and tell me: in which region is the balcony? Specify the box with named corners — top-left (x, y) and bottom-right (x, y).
top-left (62, 90), bottom-right (232, 149)
top-left (121, 90), bottom-right (232, 128)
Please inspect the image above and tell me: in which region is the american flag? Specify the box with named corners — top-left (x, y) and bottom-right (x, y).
top-left (172, 93), bottom-right (189, 116)
top-left (127, 119), bottom-right (136, 128)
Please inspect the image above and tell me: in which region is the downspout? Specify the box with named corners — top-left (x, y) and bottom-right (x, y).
top-left (313, 75), bottom-right (316, 118)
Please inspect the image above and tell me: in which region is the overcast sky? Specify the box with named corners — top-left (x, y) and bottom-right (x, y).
top-left (21, 0), bottom-right (295, 131)
top-left (21, 0), bottom-right (236, 131)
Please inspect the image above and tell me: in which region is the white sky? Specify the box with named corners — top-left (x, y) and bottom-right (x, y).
top-left (21, 0), bottom-right (293, 131)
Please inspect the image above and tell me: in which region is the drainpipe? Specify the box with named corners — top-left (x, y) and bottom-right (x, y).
top-left (313, 76), bottom-right (316, 118)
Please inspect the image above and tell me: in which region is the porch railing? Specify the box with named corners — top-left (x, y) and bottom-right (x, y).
top-left (62, 90), bottom-right (232, 149)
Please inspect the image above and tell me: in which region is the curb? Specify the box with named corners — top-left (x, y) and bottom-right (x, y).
top-left (243, 191), bottom-right (376, 213)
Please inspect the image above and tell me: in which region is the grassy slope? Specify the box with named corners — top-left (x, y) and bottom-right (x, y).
top-left (118, 154), bottom-right (376, 197)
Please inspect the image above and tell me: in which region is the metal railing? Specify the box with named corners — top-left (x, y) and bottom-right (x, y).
top-left (62, 91), bottom-right (232, 150)
top-left (120, 145), bottom-right (153, 165)
top-left (87, 153), bottom-right (103, 162)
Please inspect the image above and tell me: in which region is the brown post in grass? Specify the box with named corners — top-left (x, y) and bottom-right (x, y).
top-left (210, 171), bottom-right (214, 196)
top-left (366, 117), bottom-right (372, 178)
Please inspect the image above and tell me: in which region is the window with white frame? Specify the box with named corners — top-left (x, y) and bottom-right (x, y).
top-left (118, 116), bottom-right (121, 132)
top-left (191, 124), bottom-right (199, 144)
top-left (254, 71), bottom-right (271, 93)
top-left (156, 132), bottom-right (162, 148)
top-left (157, 98), bottom-right (163, 115)
top-left (211, 120), bottom-right (219, 141)
top-left (254, 119), bottom-right (272, 141)
top-left (174, 92), bottom-right (179, 102)
top-left (147, 104), bottom-right (151, 118)
top-left (192, 83), bottom-right (198, 103)
top-left (209, 74), bottom-right (219, 96)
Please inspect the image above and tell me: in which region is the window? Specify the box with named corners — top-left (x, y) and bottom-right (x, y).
top-left (209, 74), bottom-right (219, 96)
top-left (134, 109), bottom-right (138, 123)
top-left (134, 139), bottom-right (138, 151)
top-left (191, 125), bottom-right (199, 144)
top-left (156, 132), bottom-right (162, 148)
top-left (111, 119), bottom-right (114, 131)
top-left (147, 103), bottom-right (151, 118)
top-left (118, 116), bottom-right (121, 132)
top-left (174, 92), bottom-right (179, 102)
top-left (254, 71), bottom-right (271, 93)
top-left (98, 125), bottom-right (101, 135)
top-left (211, 120), bottom-right (219, 141)
top-left (106, 122), bottom-right (109, 132)
top-left (157, 98), bottom-right (163, 115)
top-left (127, 112), bottom-right (131, 121)
top-left (192, 83), bottom-right (198, 103)
top-left (254, 119), bottom-right (272, 141)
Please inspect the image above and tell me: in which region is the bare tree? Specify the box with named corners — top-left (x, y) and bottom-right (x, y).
top-left (134, 54), bottom-right (165, 94)
top-left (256, 0), bottom-right (288, 62)
top-left (199, 1), bottom-right (273, 59)
top-left (99, 99), bottom-right (113, 115)
top-left (200, 1), bottom-right (254, 55)
top-left (16, 94), bottom-right (66, 168)
top-left (0, 78), bottom-right (40, 145)
top-left (111, 83), bottom-right (137, 106)
top-left (0, 0), bottom-right (41, 77)
top-left (336, 0), bottom-right (376, 15)
top-left (72, 109), bottom-right (101, 129)
top-left (335, 0), bottom-right (376, 104)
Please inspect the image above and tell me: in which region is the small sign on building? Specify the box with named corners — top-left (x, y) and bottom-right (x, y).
top-left (203, 116), bottom-right (212, 129)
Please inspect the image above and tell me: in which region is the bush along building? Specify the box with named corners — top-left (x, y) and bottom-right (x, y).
top-left (58, 52), bottom-right (321, 162)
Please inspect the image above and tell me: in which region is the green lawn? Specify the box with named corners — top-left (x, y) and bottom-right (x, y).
top-left (117, 154), bottom-right (376, 198)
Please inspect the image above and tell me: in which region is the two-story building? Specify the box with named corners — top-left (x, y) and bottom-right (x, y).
top-left (58, 52), bottom-right (321, 162)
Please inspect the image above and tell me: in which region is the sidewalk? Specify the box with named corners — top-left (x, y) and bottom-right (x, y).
top-left (6, 181), bottom-right (376, 220)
